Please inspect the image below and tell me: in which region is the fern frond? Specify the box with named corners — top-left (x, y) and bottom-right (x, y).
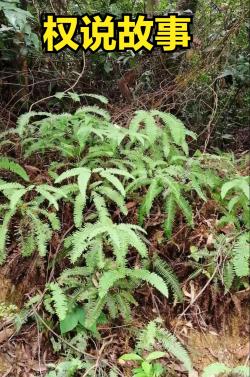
top-left (35, 186), bottom-right (59, 210)
top-left (127, 269), bottom-right (169, 298)
top-left (157, 327), bottom-right (193, 373)
top-left (117, 224), bottom-right (148, 259)
top-left (75, 105), bottom-right (111, 121)
top-left (106, 294), bottom-right (118, 319)
top-left (55, 167), bottom-right (91, 184)
top-left (92, 193), bottom-right (111, 222)
top-left (153, 256), bottom-right (183, 302)
top-left (202, 362), bottom-right (231, 377)
top-left (0, 209), bottom-right (15, 264)
top-left (99, 270), bottom-right (126, 298)
top-left (39, 210), bottom-right (60, 231)
top-left (232, 365), bottom-right (250, 376)
top-left (29, 213), bottom-right (51, 257)
top-left (139, 178), bottom-right (162, 224)
top-left (232, 233), bottom-right (249, 277)
top-left (48, 282), bottom-right (68, 321)
top-left (115, 292), bottom-right (132, 321)
top-left (96, 186), bottom-right (128, 215)
top-left (151, 111), bottom-right (189, 153)
top-left (99, 170), bottom-right (125, 196)
top-left (84, 296), bottom-right (106, 329)
top-left (223, 260), bottom-right (235, 292)
top-left (17, 111), bottom-right (50, 136)
top-left (0, 157), bottom-right (30, 182)
top-left (73, 193), bottom-right (85, 228)
top-left (164, 194), bottom-right (176, 238)
top-left (9, 188), bottom-right (27, 210)
top-left (77, 168), bottom-right (91, 201)
top-left (177, 195), bottom-right (193, 226)
top-left (136, 320), bottom-right (157, 351)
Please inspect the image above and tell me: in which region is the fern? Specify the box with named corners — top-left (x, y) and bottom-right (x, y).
top-left (48, 282), bottom-right (68, 321)
top-left (164, 193), bottom-right (176, 238)
top-left (153, 256), bottom-right (183, 302)
top-left (75, 105), bottom-right (111, 121)
top-left (156, 327), bottom-right (193, 373)
top-left (135, 319), bottom-right (193, 373)
top-left (98, 268), bottom-right (169, 298)
top-left (136, 320), bottom-right (158, 351)
top-left (84, 296), bottom-right (106, 330)
top-left (232, 365), bottom-right (250, 376)
top-left (202, 362), bottom-right (232, 377)
top-left (223, 260), bottom-right (235, 292)
top-left (68, 222), bottom-right (147, 265)
top-left (0, 157), bottom-right (30, 182)
top-left (232, 233), bottom-right (249, 278)
top-left (128, 269), bottom-right (169, 297)
top-left (0, 209), bottom-right (15, 263)
top-left (139, 178), bottom-right (163, 224)
top-left (92, 193), bottom-right (111, 223)
top-left (73, 193), bottom-right (85, 228)
top-left (96, 186), bottom-right (128, 215)
top-left (98, 169), bottom-right (126, 196)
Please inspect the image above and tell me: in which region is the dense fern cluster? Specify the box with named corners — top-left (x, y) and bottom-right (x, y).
top-left (0, 97), bottom-right (249, 376)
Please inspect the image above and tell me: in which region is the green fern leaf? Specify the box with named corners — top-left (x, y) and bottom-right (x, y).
top-left (55, 167), bottom-right (91, 184)
top-left (48, 282), bottom-right (68, 321)
top-left (77, 168), bottom-right (91, 202)
top-left (153, 256), bottom-right (183, 302)
top-left (202, 362), bottom-right (231, 377)
top-left (99, 170), bottom-right (125, 196)
top-left (157, 327), bottom-right (193, 373)
top-left (164, 194), bottom-right (176, 238)
top-left (0, 209), bottom-right (15, 264)
top-left (223, 261), bottom-right (235, 292)
top-left (232, 233), bottom-right (249, 277)
top-left (232, 365), bottom-right (250, 377)
top-left (9, 188), bottom-right (27, 210)
top-left (136, 320), bottom-right (157, 351)
top-left (97, 186), bottom-right (128, 215)
top-left (36, 186), bottom-right (59, 210)
top-left (73, 193), bottom-right (85, 228)
top-left (118, 224), bottom-right (148, 259)
top-left (99, 270), bottom-right (126, 298)
top-left (75, 105), bottom-right (110, 121)
top-left (0, 157), bottom-right (30, 182)
top-left (128, 269), bottom-right (169, 298)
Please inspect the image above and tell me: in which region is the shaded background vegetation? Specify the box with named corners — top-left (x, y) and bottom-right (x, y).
top-left (0, 0), bottom-right (249, 152)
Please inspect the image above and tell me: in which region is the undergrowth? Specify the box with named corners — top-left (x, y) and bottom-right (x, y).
top-left (0, 94), bottom-right (249, 376)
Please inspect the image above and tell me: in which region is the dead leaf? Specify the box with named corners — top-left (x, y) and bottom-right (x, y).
top-left (0, 328), bottom-right (14, 344)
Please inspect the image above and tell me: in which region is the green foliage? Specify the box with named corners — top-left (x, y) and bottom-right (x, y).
top-left (0, 180), bottom-right (62, 263)
top-left (47, 282), bottom-right (68, 321)
top-left (16, 101), bottom-right (134, 159)
top-left (189, 232), bottom-right (250, 293)
top-left (45, 358), bottom-right (84, 377)
top-left (120, 318), bottom-right (193, 376)
top-left (153, 256), bottom-right (183, 302)
top-left (202, 362), bottom-right (249, 377)
top-left (120, 351), bottom-right (166, 377)
top-left (221, 176), bottom-right (250, 227)
top-left (0, 157), bottom-right (30, 181)
top-left (0, 0), bottom-right (39, 53)
top-left (1, 102), bottom-right (249, 377)
top-left (67, 221), bottom-right (147, 265)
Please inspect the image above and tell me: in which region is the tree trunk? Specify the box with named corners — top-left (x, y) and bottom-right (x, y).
top-left (176, 0), bottom-right (199, 13)
top-left (146, 0), bottom-right (160, 16)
